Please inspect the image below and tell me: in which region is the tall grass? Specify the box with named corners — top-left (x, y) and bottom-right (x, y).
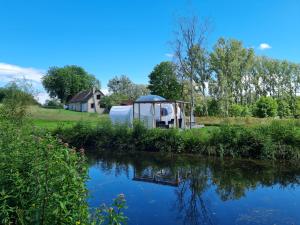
top-left (55, 120), bottom-right (300, 160)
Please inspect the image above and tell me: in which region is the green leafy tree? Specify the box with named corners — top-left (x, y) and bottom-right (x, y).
top-left (100, 93), bottom-right (129, 112)
top-left (108, 75), bottom-right (149, 100)
top-left (42, 65), bottom-right (100, 103)
top-left (148, 61), bottom-right (181, 100)
top-left (253, 97), bottom-right (278, 118)
top-left (209, 38), bottom-right (254, 116)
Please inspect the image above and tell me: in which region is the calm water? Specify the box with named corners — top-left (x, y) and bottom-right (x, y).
top-left (87, 152), bottom-right (300, 225)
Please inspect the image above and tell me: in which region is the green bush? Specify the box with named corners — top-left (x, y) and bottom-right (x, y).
top-left (293, 97), bottom-right (300, 118)
top-left (56, 120), bottom-right (300, 160)
top-left (0, 121), bottom-right (89, 225)
top-left (277, 99), bottom-right (291, 118)
top-left (229, 104), bottom-right (244, 117)
top-left (253, 96), bottom-right (278, 118)
top-left (207, 99), bottom-right (221, 116)
top-left (0, 96), bottom-right (128, 225)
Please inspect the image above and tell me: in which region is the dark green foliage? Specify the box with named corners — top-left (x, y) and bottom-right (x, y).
top-left (294, 97), bottom-right (300, 118)
top-left (253, 97), bottom-right (278, 118)
top-left (148, 61), bottom-right (181, 100)
top-left (42, 65), bottom-right (100, 103)
top-left (0, 121), bottom-right (89, 225)
top-left (207, 99), bottom-right (222, 116)
top-left (277, 99), bottom-right (291, 118)
top-left (55, 120), bottom-right (300, 160)
top-left (0, 95), bottom-right (127, 225)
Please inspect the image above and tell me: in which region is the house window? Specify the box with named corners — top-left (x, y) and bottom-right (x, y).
top-left (96, 94), bottom-right (101, 100)
top-left (91, 103), bottom-right (95, 108)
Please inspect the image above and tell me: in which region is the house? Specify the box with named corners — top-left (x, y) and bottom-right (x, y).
top-left (68, 88), bottom-right (104, 113)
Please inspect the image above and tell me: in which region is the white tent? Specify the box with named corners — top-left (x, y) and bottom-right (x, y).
top-left (109, 105), bottom-right (133, 126)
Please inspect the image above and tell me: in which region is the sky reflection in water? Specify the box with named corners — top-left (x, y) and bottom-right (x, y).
top-left (87, 153), bottom-right (300, 225)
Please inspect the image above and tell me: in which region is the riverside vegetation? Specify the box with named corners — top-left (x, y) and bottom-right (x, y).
top-left (0, 84), bottom-right (127, 225)
top-left (55, 119), bottom-right (300, 160)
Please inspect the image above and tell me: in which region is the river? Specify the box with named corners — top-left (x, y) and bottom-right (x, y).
top-left (87, 152), bottom-right (300, 225)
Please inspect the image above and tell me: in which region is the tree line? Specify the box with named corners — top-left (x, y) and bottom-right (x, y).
top-left (40, 17), bottom-right (300, 118)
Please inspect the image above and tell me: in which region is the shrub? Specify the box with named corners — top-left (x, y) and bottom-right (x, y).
top-left (207, 99), bottom-right (221, 116)
top-left (277, 99), bottom-right (291, 118)
top-left (293, 97), bottom-right (300, 118)
top-left (55, 120), bottom-right (300, 160)
top-left (253, 97), bottom-right (278, 118)
top-left (229, 104), bottom-right (244, 117)
top-left (0, 121), bottom-right (89, 224)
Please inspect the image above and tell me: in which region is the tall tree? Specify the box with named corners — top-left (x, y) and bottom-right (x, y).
top-left (173, 16), bottom-right (210, 118)
top-left (42, 65), bottom-right (100, 103)
top-left (209, 38), bottom-right (254, 116)
top-left (148, 61), bottom-right (181, 100)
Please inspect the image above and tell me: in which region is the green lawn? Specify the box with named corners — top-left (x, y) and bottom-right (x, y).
top-left (28, 106), bottom-right (108, 129)
top-left (29, 106), bottom-right (298, 130)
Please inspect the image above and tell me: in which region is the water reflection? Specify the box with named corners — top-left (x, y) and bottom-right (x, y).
top-left (87, 152), bottom-right (300, 225)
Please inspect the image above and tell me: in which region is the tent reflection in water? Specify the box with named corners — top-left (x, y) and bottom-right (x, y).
top-left (109, 95), bottom-right (191, 129)
top-left (133, 167), bottom-right (181, 187)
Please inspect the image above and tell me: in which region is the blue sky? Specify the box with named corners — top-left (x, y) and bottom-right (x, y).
top-left (0, 0), bottom-right (299, 102)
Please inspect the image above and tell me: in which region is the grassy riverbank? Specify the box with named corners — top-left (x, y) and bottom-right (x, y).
top-left (55, 119), bottom-right (300, 160)
top-left (28, 106), bottom-right (108, 129)
top-left (29, 106), bottom-right (293, 129)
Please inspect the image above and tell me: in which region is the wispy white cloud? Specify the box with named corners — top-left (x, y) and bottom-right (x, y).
top-left (0, 62), bottom-right (44, 82)
top-left (165, 53), bottom-right (174, 58)
top-left (259, 43), bottom-right (271, 50)
top-left (0, 62), bottom-right (49, 103)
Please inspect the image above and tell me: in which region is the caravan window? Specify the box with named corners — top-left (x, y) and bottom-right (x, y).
top-left (160, 107), bottom-right (168, 116)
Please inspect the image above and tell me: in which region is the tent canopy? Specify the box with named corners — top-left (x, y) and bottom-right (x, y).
top-left (135, 95), bottom-right (166, 102)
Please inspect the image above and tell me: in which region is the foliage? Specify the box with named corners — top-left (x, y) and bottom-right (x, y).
top-left (228, 104), bottom-right (251, 117)
top-left (99, 93), bottom-right (129, 112)
top-left (107, 75), bottom-right (149, 100)
top-left (0, 81), bottom-right (39, 123)
top-left (0, 97), bottom-right (127, 225)
top-left (0, 81), bottom-right (38, 105)
top-left (91, 194), bottom-right (127, 225)
top-left (209, 38), bottom-right (254, 116)
top-left (277, 98), bottom-right (291, 118)
top-left (253, 97), bottom-right (278, 118)
top-left (0, 120), bottom-right (90, 225)
top-left (228, 104), bottom-right (244, 117)
top-left (55, 120), bottom-right (300, 160)
top-left (42, 65), bottom-right (100, 103)
top-left (44, 98), bottom-right (64, 109)
top-left (148, 61), bottom-right (181, 100)
top-left (207, 99), bottom-right (221, 116)
top-left (294, 97), bottom-right (300, 118)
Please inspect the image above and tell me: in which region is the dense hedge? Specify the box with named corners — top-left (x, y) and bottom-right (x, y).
top-left (54, 120), bottom-right (300, 160)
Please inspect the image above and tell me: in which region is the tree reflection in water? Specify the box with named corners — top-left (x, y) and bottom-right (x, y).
top-left (88, 152), bottom-right (300, 225)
